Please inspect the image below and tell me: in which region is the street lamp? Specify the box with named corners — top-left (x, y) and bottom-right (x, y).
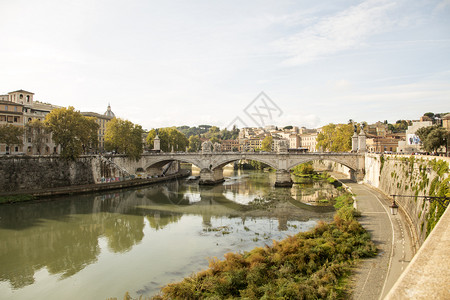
top-left (391, 194), bottom-right (449, 210)
top-left (390, 198), bottom-right (399, 215)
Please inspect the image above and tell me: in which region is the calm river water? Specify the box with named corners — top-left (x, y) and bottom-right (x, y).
top-left (0, 169), bottom-right (339, 299)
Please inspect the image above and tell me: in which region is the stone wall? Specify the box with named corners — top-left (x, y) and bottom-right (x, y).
top-left (364, 154), bottom-right (449, 246)
top-left (0, 156), bottom-right (97, 192)
top-left (0, 155), bottom-right (183, 192)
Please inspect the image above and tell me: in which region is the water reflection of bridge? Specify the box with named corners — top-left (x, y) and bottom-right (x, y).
top-left (0, 177), bottom-right (335, 290)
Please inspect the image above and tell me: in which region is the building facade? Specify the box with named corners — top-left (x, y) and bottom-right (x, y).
top-left (1, 89), bottom-right (115, 155)
top-left (300, 132), bottom-right (318, 152)
top-left (1, 90), bottom-right (61, 155)
top-left (0, 100), bottom-right (24, 153)
top-left (221, 139), bottom-right (239, 152)
top-left (81, 109), bottom-right (114, 152)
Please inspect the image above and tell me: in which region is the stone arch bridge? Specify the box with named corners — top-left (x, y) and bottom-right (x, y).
top-left (108, 152), bottom-right (365, 186)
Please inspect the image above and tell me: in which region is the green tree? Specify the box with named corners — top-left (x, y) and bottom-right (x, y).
top-left (423, 112), bottom-right (435, 120)
top-left (292, 162), bottom-right (315, 176)
top-left (316, 123), bottom-right (353, 152)
top-left (0, 124), bottom-right (24, 153)
top-left (230, 125), bottom-right (240, 140)
top-left (261, 135), bottom-right (273, 151)
top-left (416, 125), bottom-right (449, 153)
top-left (206, 126), bottom-right (221, 141)
top-left (44, 107), bottom-right (99, 160)
top-left (25, 119), bottom-right (48, 154)
top-left (147, 127), bottom-right (188, 152)
top-left (389, 120), bottom-right (411, 132)
top-left (210, 136), bottom-right (220, 144)
top-left (188, 135), bottom-right (201, 152)
top-left (105, 118), bottom-right (144, 160)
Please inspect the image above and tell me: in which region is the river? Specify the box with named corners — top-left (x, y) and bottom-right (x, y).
top-left (0, 169), bottom-right (339, 299)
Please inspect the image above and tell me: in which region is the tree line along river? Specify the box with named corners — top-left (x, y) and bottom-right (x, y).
top-left (0, 168), bottom-right (341, 299)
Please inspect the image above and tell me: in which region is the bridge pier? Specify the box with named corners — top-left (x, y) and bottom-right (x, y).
top-left (199, 168), bottom-right (224, 185)
top-left (349, 169), bottom-right (365, 182)
top-left (274, 169), bottom-right (293, 187)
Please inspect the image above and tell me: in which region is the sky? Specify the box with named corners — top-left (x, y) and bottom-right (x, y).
top-left (1, 0), bottom-right (449, 130)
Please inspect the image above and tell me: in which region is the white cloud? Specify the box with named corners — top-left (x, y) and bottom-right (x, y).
top-left (274, 0), bottom-right (400, 65)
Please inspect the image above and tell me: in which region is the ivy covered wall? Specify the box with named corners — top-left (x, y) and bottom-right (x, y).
top-left (364, 154), bottom-right (449, 245)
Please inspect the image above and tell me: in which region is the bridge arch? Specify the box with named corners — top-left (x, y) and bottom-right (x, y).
top-left (143, 157), bottom-right (203, 171)
top-left (211, 155), bottom-right (279, 171)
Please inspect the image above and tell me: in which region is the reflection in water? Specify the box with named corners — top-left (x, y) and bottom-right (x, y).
top-left (0, 170), bottom-right (338, 299)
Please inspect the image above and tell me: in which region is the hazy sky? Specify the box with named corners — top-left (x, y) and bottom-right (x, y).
top-left (1, 0), bottom-right (449, 130)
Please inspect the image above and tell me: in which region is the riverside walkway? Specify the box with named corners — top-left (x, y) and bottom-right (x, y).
top-left (333, 175), bottom-right (415, 300)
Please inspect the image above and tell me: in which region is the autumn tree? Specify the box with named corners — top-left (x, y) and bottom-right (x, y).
top-left (0, 124), bottom-right (24, 153)
top-left (44, 106), bottom-right (100, 160)
top-left (104, 118), bottom-right (144, 160)
top-left (261, 135), bottom-right (273, 151)
top-left (416, 125), bottom-right (449, 153)
top-left (316, 123), bottom-right (353, 152)
top-left (146, 127), bottom-right (188, 152)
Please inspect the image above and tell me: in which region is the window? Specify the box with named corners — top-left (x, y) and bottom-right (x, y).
top-left (19, 94), bottom-right (23, 99)
top-left (28, 118), bottom-right (32, 122)
top-left (28, 138), bottom-right (31, 143)
top-left (14, 117), bottom-right (18, 122)
top-left (27, 146), bottom-right (32, 153)
top-left (4, 105), bottom-right (7, 110)
top-left (15, 146), bottom-right (19, 152)
top-left (26, 95), bottom-right (30, 102)
top-left (14, 107), bottom-right (17, 112)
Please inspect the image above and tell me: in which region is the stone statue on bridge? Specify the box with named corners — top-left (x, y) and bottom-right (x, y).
top-left (275, 140), bottom-right (289, 153)
top-left (213, 142), bottom-right (221, 152)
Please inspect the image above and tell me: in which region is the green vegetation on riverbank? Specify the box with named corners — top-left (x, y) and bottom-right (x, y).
top-left (146, 190), bottom-right (375, 300)
top-left (0, 194), bottom-right (35, 204)
top-left (292, 162), bottom-right (343, 191)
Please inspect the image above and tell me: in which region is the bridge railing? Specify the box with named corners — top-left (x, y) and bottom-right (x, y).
top-left (141, 151), bottom-right (362, 156)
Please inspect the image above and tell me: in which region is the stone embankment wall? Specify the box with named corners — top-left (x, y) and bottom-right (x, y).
top-left (364, 154), bottom-right (449, 246)
top-left (1, 155), bottom-right (133, 192)
top-left (0, 155), bottom-right (183, 193)
top-left (0, 156), bottom-right (97, 192)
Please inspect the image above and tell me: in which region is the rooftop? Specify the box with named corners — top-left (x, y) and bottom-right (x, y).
top-left (8, 89), bottom-right (34, 94)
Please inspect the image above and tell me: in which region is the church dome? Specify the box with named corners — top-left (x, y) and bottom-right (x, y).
top-left (104, 104), bottom-right (115, 118)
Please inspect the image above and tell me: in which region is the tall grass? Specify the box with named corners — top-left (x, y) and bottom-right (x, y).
top-left (148, 192), bottom-right (375, 300)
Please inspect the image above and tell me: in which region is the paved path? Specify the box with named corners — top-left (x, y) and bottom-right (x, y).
top-left (333, 176), bottom-right (415, 300)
